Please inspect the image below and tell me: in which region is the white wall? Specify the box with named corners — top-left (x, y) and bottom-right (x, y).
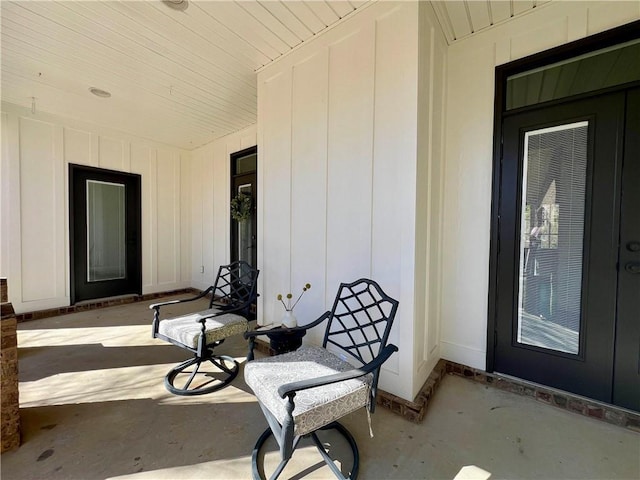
top-left (0, 102), bottom-right (192, 313)
top-left (189, 125), bottom-right (257, 291)
top-left (414, 2), bottom-right (448, 395)
top-left (256, 1), bottom-right (446, 401)
top-left (440, 1), bottom-right (640, 370)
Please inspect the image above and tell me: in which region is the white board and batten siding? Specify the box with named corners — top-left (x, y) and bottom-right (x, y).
top-left (441, 1), bottom-right (640, 371)
top-left (0, 102), bottom-right (191, 314)
top-left (189, 124), bottom-right (257, 292)
top-left (257, 1), bottom-right (448, 401)
top-left (415, 2), bottom-right (449, 396)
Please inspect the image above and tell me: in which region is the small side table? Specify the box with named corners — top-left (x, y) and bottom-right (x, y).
top-left (265, 328), bottom-right (306, 355)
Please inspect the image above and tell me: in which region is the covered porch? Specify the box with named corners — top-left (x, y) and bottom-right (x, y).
top-left (2, 1), bottom-right (640, 476)
top-left (2, 297), bottom-right (638, 479)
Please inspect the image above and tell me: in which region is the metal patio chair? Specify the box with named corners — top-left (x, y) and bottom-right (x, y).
top-left (150, 260), bottom-right (259, 396)
top-left (244, 278), bottom-right (399, 480)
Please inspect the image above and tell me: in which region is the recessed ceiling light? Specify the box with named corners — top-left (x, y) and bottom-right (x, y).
top-left (89, 87), bottom-right (111, 98)
top-left (162, 0), bottom-right (188, 11)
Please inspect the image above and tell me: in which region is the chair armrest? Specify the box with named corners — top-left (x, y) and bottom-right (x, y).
top-left (195, 301), bottom-right (253, 323)
top-left (150, 286), bottom-right (215, 338)
top-left (244, 311), bottom-right (331, 340)
top-left (149, 286), bottom-right (214, 310)
top-left (277, 344), bottom-right (398, 398)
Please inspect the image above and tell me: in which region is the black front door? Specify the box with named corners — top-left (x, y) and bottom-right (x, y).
top-left (613, 88), bottom-right (640, 409)
top-left (70, 165), bottom-right (141, 304)
top-left (230, 147), bottom-right (257, 269)
top-left (494, 88), bottom-right (639, 411)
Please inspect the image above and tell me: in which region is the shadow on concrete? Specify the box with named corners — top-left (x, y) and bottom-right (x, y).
top-left (13, 396), bottom-right (265, 480)
top-left (19, 344), bottom-right (199, 382)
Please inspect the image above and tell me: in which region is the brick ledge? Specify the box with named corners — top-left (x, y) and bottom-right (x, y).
top-left (378, 360), bottom-right (639, 431)
top-left (14, 289), bottom-right (199, 322)
top-left (444, 360), bottom-right (640, 433)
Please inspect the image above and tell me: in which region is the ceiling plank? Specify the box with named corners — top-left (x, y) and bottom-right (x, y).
top-left (183, 2), bottom-right (272, 68)
top-left (259, 1), bottom-right (314, 41)
top-left (347, 1), bottom-right (370, 9)
top-left (123, 1), bottom-right (262, 72)
top-left (235, 1), bottom-right (302, 47)
top-left (327, 1), bottom-right (355, 19)
top-left (445, 1), bottom-right (472, 40)
top-left (197, 1), bottom-right (290, 59)
top-left (429, 1), bottom-right (456, 43)
top-left (467, 1), bottom-right (492, 32)
top-left (305, 1), bottom-right (340, 27)
top-left (490, 1), bottom-right (512, 24)
top-left (513, 0), bottom-right (534, 17)
top-left (281, 1), bottom-right (326, 34)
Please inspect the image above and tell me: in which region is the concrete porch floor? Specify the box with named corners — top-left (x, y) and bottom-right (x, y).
top-left (2, 295), bottom-right (639, 480)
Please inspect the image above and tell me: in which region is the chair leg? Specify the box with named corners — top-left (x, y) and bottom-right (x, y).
top-left (251, 423), bottom-right (359, 480)
top-left (313, 422), bottom-right (360, 480)
top-left (164, 354), bottom-right (239, 396)
top-left (252, 427), bottom-right (304, 480)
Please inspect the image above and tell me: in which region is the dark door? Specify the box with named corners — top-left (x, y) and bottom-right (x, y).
top-left (494, 89), bottom-right (639, 410)
top-left (613, 88), bottom-right (640, 410)
top-left (70, 164), bottom-right (141, 304)
top-left (230, 147), bottom-right (257, 268)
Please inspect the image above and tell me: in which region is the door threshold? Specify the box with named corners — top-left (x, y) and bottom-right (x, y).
top-left (74, 294), bottom-right (138, 306)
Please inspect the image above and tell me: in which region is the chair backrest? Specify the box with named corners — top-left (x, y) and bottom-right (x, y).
top-left (322, 278), bottom-right (398, 378)
top-left (210, 261), bottom-right (259, 316)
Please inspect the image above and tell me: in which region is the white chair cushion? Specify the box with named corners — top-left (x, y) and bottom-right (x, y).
top-left (244, 345), bottom-right (372, 436)
top-left (158, 308), bottom-right (248, 349)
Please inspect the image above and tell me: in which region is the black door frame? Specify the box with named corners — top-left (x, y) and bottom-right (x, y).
top-left (487, 20), bottom-right (640, 373)
top-left (230, 146), bottom-right (257, 268)
top-left (69, 164), bottom-right (142, 304)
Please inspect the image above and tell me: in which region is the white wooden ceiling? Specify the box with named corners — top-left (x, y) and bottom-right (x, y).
top-left (431, 0), bottom-right (551, 43)
top-left (1, 1), bottom-right (545, 150)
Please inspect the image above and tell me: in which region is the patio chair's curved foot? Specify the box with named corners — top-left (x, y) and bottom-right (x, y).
top-left (251, 422), bottom-right (359, 480)
top-left (164, 354), bottom-right (239, 396)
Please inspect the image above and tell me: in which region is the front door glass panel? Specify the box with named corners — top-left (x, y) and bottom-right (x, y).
top-left (86, 180), bottom-right (126, 282)
top-left (517, 122), bottom-right (588, 354)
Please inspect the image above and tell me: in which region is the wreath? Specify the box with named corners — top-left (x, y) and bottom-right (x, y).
top-left (230, 192), bottom-right (252, 222)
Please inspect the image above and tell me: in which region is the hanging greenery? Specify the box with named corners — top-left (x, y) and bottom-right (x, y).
top-left (230, 192), bottom-right (252, 222)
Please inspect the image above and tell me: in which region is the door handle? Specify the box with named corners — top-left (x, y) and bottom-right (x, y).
top-left (625, 262), bottom-right (640, 274)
